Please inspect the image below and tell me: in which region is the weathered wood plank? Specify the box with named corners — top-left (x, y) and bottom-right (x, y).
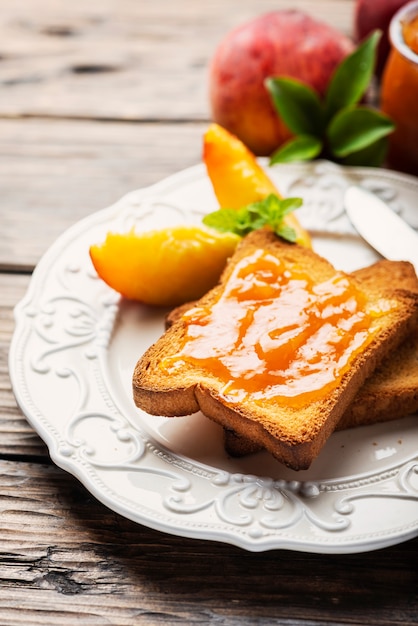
top-left (0, 458), bottom-right (416, 626)
top-left (1, 0), bottom-right (357, 271)
top-left (3, 264), bottom-right (418, 621)
top-left (3, 2), bottom-right (418, 624)
top-left (3, 272), bottom-right (418, 625)
top-left (0, 0), bottom-right (355, 120)
top-left (0, 273), bottom-right (48, 457)
top-left (1, 118), bottom-right (206, 271)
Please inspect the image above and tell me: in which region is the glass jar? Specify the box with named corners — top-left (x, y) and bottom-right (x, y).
top-left (381, 1), bottom-right (418, 175)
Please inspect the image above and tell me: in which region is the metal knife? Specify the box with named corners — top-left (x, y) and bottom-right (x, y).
top-left (344, 185), bottom-right (418, 275)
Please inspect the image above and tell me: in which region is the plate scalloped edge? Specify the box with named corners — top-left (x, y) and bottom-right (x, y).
top-left (9, 160), bottom-right (418, 553)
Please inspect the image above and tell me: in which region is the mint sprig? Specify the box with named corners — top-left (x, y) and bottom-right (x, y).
top-left (202, 194), bottom-right (302, 243)
top-left (266, 31), bottom-right (395, 167)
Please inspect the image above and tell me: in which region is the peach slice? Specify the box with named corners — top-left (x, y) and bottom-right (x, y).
top-left (89, 226), bottom-right (240, 307)
top-left (203, 123), bottom-right (311, 248)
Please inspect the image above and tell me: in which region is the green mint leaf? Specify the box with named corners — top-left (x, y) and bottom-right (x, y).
top-left (203, 194), bottom-right (303, 243)
top-left (340, 136), bottom-right (389, 167)
top-left (259, 194), bottom-right (283, 227)
top-left (278, 197), bottom-right (304, 217)
top-left (265, 196), bottom-right (301, 243)
top-left (234, 206), bottom-right (257, 233)
top-left (266, 77), bottom-right (324, 136)
top-left (203, 205), bottom-right (264, 236)
top-left (252, 194), bottom-right (281, 222)
top-left (249, 195), bottom-right (302, 233)
top-left (203, 209), bottom-right (244, 234)
top-left (325, 31), bottom-right (381, 120)
top-left (270, 135), bottom-right (323, 164)
top-left (276, 223), bottom-right (297, 243)
top-left (327, 106), bottom-right (395, 157)
top-left (244, 204), bottom-right (268, 231)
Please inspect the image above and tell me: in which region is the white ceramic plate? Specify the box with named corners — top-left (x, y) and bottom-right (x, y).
top-left (9, 160), bottom-right (418, 553)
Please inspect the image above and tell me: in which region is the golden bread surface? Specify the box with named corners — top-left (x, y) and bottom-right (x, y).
top-left (133, 229), bottom-right (418, 470)
top-left (224, 260), bottom-right (418, 457)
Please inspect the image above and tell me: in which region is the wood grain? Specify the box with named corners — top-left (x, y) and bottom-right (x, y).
top-left (0, 0), bottom-right (354, 120)
top-left (2, 1), bottom-right (418, 623)
top-left (1, 119), bottom-right (206, 271)
top-left (1, 272), bottom-right (418, 626)
top-left (0, 0), bottom-right (355, 270)
top-left (0, 274), bottom-right (48, 457)
top-left (0, 459), bottom-right (416, 626)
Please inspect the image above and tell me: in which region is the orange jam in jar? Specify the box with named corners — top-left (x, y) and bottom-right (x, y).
top-left (164, 248), bottom-right (382, 409)
top-left (381, 1), bottom-right (418, 175)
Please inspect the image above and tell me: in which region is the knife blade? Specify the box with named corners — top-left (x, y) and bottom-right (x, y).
top-left (344, 186), bottom-right (418, 275)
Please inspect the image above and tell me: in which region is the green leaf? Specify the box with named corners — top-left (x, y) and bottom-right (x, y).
top-left (325, 31), bottom-right (381, 120)
top-left (203, 207), bottom-right (261, 237)
top-left (340, 136), bottom-right (389, 167)
top-left (270, 135), bottom-right (323, 164)
top-left (327, 107), bottom-right (395, 157)
top-left (254, 195), bottom-right (302, 234)
top-left (202, 194), bottom-right (303, 243)
top-left (278, 197), bottom-right (304, 217)
top-left (203, 208), bottom-right (245, 233)
top-left (265, 30), bottom-right (394, 168)
top-left (266, 77), bottom-right (324, 136)
top-left (276, 223), bottom-right (298, 243)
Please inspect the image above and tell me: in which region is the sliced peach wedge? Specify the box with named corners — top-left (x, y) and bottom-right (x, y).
top-left (203, 123), bottom-right (311, 248)
top-left (89, 226), bottom-right (240, 307)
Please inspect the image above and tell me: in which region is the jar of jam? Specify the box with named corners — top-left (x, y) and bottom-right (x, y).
top-left (381, 1), bottom-right (418, 175)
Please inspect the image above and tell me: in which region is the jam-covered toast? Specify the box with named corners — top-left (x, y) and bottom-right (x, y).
top-left (132, 229), bottom-right (418, 470)
top-left (224, 260), bottom-right (418, 457)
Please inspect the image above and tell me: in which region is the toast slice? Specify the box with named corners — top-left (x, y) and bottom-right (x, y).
top-left (224, 324), bottom-right (418, 456)
top-left (334, 259), bottom-right (418, 426)
top-left (166, 295), bottom-right (418, 441)
top-left (223, 261), bottom-right (418, 457)
top-left (132, 229), bottom-right (418, 470)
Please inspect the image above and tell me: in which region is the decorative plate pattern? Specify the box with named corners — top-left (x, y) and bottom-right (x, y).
top-left (9, 160), bottom-right (418, 553)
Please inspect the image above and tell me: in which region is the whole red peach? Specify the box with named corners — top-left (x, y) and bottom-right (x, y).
top-left (209, 11), bottom-right (353, 156)
top-left (354, 0), bottom-right (409, 75)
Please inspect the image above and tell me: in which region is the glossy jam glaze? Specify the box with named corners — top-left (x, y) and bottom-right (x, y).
top-left (163, 248), bottom-right (389, 409)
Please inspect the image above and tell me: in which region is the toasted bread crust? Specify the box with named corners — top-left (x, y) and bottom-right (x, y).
top-left (339, 327), bottom-right (418, 428)
top-left (339, 260), bottom-right (418, 429)
top-left (133, 230), bottom-right (418, 470)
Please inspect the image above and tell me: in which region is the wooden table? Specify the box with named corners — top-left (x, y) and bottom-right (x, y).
top-left (1, 1), bottom-right (417, 623)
